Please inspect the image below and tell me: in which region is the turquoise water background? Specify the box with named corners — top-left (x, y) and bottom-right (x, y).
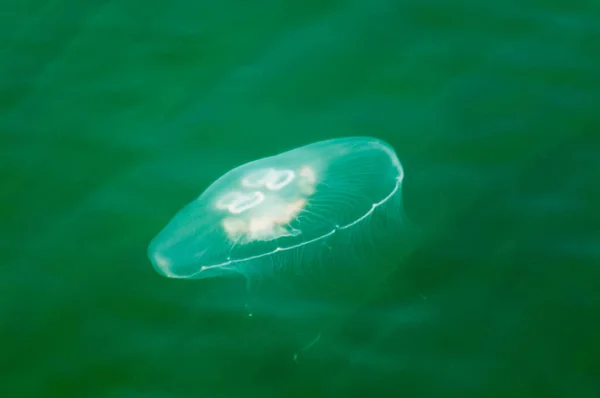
top-left (2, 0), bottom-right (599, 397)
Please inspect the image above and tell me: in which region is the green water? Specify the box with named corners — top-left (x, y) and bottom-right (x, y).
top-left (2, 0), bottom-right (599, 397)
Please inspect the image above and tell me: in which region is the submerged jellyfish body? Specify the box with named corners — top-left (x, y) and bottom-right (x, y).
top-left (149, 137), bottom-right (409, 297)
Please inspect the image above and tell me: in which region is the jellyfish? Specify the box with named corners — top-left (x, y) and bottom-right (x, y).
top-left (148, 136), bottom-right (409, 296)
top-left (148, 136), bottom-right (414, 358)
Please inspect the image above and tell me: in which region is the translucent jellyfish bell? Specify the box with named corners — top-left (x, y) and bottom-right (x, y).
top-left (148, 137), bottom-right (408, 294)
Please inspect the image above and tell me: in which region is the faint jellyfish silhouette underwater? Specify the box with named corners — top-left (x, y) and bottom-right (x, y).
top-left (148, 136), bottom-right (412, 303)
